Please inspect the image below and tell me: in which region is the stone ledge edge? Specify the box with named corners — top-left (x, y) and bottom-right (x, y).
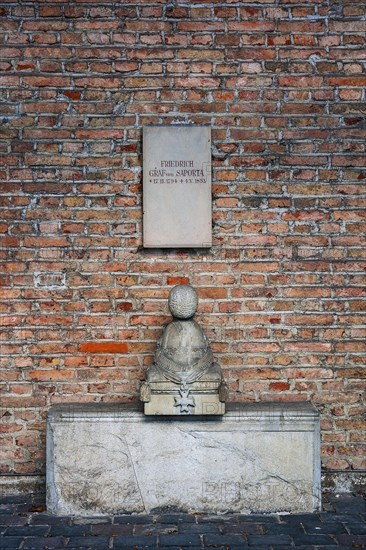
top-left (1, 472), bottom-right (365, 497)
top-left (48, 401), bottom-right (320, 421)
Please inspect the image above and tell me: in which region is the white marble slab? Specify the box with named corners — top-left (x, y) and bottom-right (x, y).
top-left (47, 403), bottom-right (321, 516)
top-left (143, 125), bottom-right (212, 248)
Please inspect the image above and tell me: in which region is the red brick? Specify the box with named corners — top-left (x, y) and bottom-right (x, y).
top-left (233, 368), bottom-right (281, 380)
top-left (28, 370), bottom-right (75, 381)
top-left (269, 382), bottom-right (290, 391)
top-left (16, 63), bottom-right (35, 71)
top-left (115, 61), bottom-right (139, 72)
top-left (63, 90), bottom-right (81, 100)
top-left (227, 48), bottom-right (275, 60)
top-left (279, 76), bottom-right (323, 87)
top-left (199, 288), bottom-right (227, 299)
top-left (167, 276), bottom-right (190, 285)
top-left (80, 342), bottom-right (129, 354)
top-left (175, 77), bottom-right (220, 88)
top-left (75, 77), bottom-right (121, 88)
top-left (117, 302), bottom-right (133, 311)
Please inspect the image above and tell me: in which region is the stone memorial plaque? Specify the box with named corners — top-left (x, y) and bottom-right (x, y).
top-left (143, 125), bottom-right (212, 248)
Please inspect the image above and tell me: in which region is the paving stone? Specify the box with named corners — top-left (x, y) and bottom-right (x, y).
top-left (91, 523), bottom-right (134, 535)
top-left (50, 524), bottom-right (92, 536)
top-left (178, 522), bottom-right (221, 534)
top-left (21, 536), bottom-right (66, 549)
top-left (279, 513), bottom-right (320, 524)
top-left (335, 533), bottom-right (366, 546)
top-left (0, 515), bottom-right (29, 526)
top-left (0, 506), bottom-right (14, 515)
top-left (134, 523), bottom-right (178, 536)
top-left (113, 515), bottom-right (155, 524)
top-left (319, 512), bottom-right (363, 523)
top-left (343, 521), bottom-right (366, 534)
top-left (237, 515), bottom-right (279, 523)
top-left (221, 522), bottom-right (264, 535)
top-left (292, 533), bottom-right (337, 545)
top-left (0, 496), bottom-right (28, 504)
top-left (159, 534), bottom-right (202, 546)
top-left (30, 514), bottom-right (71, 525)
top-left (203, 533), bottom-right (247, 545)
top-left (272, 547), bottom-right (340, 550)
top-left (196, 515), bottom-right (230, 523)
top-left (247, 533), bottom-right (293, 545)
top-left (302, 521), bottom-right (347, 534)
top-left (4, 525), bottom-right (50, 537)
top-left (332, 496), bottom-right (366, 514)
top-left (113, 535), bottom-right (158, 547)
top-left (64, 535), bottom-right (110, 547)
top-left (261, 523), bottom-right (305, 535)
top-left (156, 514), bottom-right (196, 524)
top-left (0, 536), bottom-right (23, 548)
top-left (72, 517), bottom-right (111, 525)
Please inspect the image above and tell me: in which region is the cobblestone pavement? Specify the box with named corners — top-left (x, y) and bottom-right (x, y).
top-left (0, 493), bottom-right (364, 549)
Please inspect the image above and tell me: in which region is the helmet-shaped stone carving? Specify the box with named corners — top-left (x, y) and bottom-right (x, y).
top-left (155, 320), bottom-right (214, 382)
top-left (168, 284), bottom-right (198, 319)
top-left (140, 285), bottom-right (228, 415)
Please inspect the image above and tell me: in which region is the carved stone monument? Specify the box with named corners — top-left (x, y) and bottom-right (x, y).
top-left (47, 402), bottom-right (321, 515)
top-left (46, 288), bottom-right (321, 515)
top-left (140, 285), bottom-right (228, 415)
top-left (46, 125), bottom-right (322, 516)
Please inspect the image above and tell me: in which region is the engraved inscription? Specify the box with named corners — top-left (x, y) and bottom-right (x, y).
top-left (149, 160), bottom-right (207, 185)
top-left (143, 125), bottom-right (212, 248)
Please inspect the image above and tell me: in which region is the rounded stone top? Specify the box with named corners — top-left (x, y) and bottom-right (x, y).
top-left (168, 285), bottom-right (198, 319)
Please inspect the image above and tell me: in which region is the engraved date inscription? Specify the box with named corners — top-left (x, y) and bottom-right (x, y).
top-left (148, 160), bottom-right (207, 185)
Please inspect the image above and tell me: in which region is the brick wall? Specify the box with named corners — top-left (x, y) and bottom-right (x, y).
top-left (0, 1), bottom-right (365, 479)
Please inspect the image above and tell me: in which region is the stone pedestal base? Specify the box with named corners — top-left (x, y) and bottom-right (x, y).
top-left (47, 402), bottom-right (321, 516)
top-left (144, 391), bottom-right (225, 415)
